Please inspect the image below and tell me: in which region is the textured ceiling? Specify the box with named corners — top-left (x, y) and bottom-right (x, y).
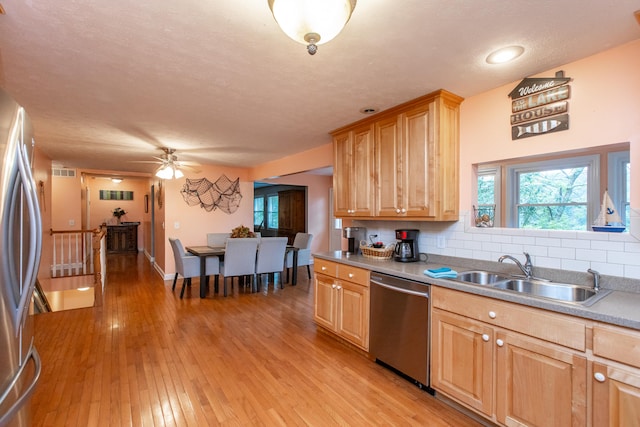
top-left (0, 0), bottom-right (639, 175)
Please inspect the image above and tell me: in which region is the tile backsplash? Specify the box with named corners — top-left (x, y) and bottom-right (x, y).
top-left (355, 208), bottom-right (640, 280)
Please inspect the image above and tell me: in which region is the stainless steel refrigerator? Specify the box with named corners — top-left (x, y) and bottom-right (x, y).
top-left (0, 88), bottom-right (43, 427)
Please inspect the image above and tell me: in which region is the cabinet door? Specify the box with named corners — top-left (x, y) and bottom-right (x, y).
top-left (351, 125), bottom-right (374, 216)
top-left (314, 274), bottom-right (337, 331)
top-left (333, 125), bottom-right (374, 217)
top-left (495, 331), bottom-right (587, 427)
top-left (401, 103), bottom-right (434, 217)
top-left (592, 362), bottom-right (640, 427)
top-left (375, 115), bottom-right (401, 216)
top-left (431, 309), bottom-right (494, 416)
top-left (333, 131), bottom-right (352, 217)
top-left (336, 281), bottom-right (369, 350)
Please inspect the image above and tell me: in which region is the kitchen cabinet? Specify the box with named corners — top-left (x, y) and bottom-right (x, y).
top-left (432, 287), bottom-right (587, 427)
top-left (331, 89), bottom-right (463, 220)
top-left (590, 323), bottom-right (640, 426)
top-left (332, 123), bottom-right (374, 217)
top-left (277, 189), bottom-right (305, 244)
top-left (313, 259), bottom-right (370, 351)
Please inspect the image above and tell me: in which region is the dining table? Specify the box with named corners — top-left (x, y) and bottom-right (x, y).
top-left (186, 244), bottom-right (299, 298)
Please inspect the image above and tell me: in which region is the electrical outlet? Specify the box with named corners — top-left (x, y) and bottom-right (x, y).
top-left (174, 222), bottom-right (180, 229)
top-left (69, 219), bottom-right (75, 226)
top-left (437, 236), bottom-right (446, 249)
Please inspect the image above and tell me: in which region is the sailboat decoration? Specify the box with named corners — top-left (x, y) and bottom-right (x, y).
top-left (592, 190), bottom-right (626, 232)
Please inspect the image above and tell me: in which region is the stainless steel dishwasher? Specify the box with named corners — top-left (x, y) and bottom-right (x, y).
top-left (369, 272), bottom-right (431, 390)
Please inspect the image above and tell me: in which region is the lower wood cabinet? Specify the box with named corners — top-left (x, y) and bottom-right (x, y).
top-left (313, 259), bottom-right (370, 351)
top-left (590, 323), bottom-right (640, 426)
top-left (106, 223), bottom-right (139, 253)
top-left (431, 287), bottom-right (587, 427)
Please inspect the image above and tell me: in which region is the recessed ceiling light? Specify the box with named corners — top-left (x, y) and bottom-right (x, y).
top-left (360, 107), bottom-right (378, 114)
top-left (486, 46), bottom-right (525, 64)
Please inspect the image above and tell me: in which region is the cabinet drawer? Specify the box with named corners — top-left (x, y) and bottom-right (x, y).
top-left (593, 324), bottom-right (640, 369)
top-left (433, 287), bottom-right (586, 351)
top-left (314, 259), bottom-right (337, 277)
top-left (336, 264), bottom-right (370, 287)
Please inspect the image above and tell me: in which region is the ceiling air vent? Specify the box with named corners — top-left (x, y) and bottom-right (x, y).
top-left (52, 168), bottom-right (77, 178)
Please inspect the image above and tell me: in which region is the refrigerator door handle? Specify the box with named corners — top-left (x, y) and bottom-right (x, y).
top-left (12, 115), bottom-right (42, 336)
top-left (0, 345), bottom-right (42, 426)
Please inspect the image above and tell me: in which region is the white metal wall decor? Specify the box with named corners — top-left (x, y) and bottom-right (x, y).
top-left (180, 175), bottom-right (242, 214)
top-left (509, 71), bottom-right (571, 140)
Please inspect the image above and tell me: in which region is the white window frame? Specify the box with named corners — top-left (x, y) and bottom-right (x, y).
top-left (608, 151), bottom-right (630, 225)
top-left (477, 167), bottom-right (501, 226)
top-left (505, 155), bottom-right (600, 229)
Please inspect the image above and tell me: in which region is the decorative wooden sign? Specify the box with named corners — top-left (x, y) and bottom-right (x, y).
top-left (511, 114), bottom-right (569, 140)
top-left (509, 72), bottom-right (571, 140)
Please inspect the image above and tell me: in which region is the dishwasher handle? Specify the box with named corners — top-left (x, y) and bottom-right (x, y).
top-left (370, 276), bottom-right (429, 298)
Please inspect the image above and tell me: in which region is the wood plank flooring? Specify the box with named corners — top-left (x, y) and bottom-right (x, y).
top-left (32, 253), bottom-right (481, 426)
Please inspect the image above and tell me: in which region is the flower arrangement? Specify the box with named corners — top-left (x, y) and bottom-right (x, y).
top-left (230, 224), bottom-right (255, 238)
top-left (112, 207), bottom-right (127, 219)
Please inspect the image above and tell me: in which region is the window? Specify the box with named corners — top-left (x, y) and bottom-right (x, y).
top-left (477, 145), bottom-right (629, 231)
top-left (254, 196), bottom-right (264, 229)
top-left (608, 151), bottom-right (631, 225)
top-left (507, 156), bottom-right (596, 230)
top-left (267, 195), bottom-right (279, 229)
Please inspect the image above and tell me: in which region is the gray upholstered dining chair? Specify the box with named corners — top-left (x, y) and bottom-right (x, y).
top-left (285, 232), bottom-right (313, 282)
top-left (169, 237), bottom-right (219, 299)
top-left (255, 237), bottom-right (288, 290)
top-left (206, 232), bottom-right (231, 247)
top-left (219, 237), bottom-right (259, 296)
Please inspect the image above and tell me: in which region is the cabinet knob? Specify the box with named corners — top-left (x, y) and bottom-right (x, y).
top-left (482, 334), bottom-right (490, 342)
top-left (332, 284), bottom-right (337, 289)
top-left (348, 273), bottom-right (354, 278)
top-left (401, 208), bottom-right (406, 213)
top-left (488, 311), bottom-right (497, 319)
top-left (396, 208), bottom-right (401, 214)
top-left (594, 372), bottom-right (606, 383)
top-left (496, 339), bottom-right (504, 347)
top-left (336, 285), bottom-right (342, 290)
top-left (321, 266), bottom-right (327, 271)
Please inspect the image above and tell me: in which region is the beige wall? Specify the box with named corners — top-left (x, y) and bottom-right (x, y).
top-left (459, 39), bottom-right (640, 214)
top-left (33, 147), bottom-right (52, 280)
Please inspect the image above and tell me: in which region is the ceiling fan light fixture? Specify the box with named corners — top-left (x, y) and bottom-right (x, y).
top-left (268, 0), bottom-right (356, 55)
top-left (155, 164), bottom-right (184, 180)
top-left (486, 45), bottom-right (525, 64)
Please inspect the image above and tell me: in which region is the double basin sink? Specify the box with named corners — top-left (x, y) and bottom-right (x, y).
top-left (453, 271), bottom-right (610, 306)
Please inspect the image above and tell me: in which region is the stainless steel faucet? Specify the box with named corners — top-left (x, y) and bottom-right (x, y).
top-left (587, 269), bottom-right (601, 292)
top-left (499, 252), bottom-right (533, 278)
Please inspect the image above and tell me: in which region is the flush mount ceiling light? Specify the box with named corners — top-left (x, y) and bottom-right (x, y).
top-left (268, 0), bottom-right (357, 55)
top-left (486, 45), bottom-right (525, 64)
top-left (111, 178), bottom-right (123, 183)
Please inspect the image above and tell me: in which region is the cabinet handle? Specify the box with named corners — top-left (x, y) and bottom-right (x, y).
top-left (482, 334), bottom-right (490, 342)
top-left (488, 311), bottom-right (497, 319)
top-left (594, 372), bottom-right (606, 383)
top-left (496, 339), bottom-right (504, 347)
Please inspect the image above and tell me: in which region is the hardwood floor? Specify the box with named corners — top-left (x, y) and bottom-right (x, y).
top-left (32, 253), bottom-right (481, 426)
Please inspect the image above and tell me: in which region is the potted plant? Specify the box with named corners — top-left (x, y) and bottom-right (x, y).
top-left (113, 207), bottom-right (126, 224)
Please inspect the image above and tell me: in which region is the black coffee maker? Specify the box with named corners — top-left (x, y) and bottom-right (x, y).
top-left (394, 229), bottom-right (420, 262)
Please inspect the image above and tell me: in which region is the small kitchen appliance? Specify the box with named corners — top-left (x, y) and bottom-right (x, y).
top-left (343, 227), bottom-right (366, 254)
top-left (394, 229), bottom-right (420, 262)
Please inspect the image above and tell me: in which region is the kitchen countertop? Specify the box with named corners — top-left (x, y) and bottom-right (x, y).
top-left (313, 251), bottom-right (640, 330)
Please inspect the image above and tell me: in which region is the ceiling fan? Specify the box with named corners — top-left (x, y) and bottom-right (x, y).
top-left (136, 147), bottom-right (200, 179)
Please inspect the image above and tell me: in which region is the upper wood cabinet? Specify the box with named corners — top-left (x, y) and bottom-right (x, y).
top-left (331, 89), bottom-right (463, 220)
top-left (332, 123), bottom-right (375, 217)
